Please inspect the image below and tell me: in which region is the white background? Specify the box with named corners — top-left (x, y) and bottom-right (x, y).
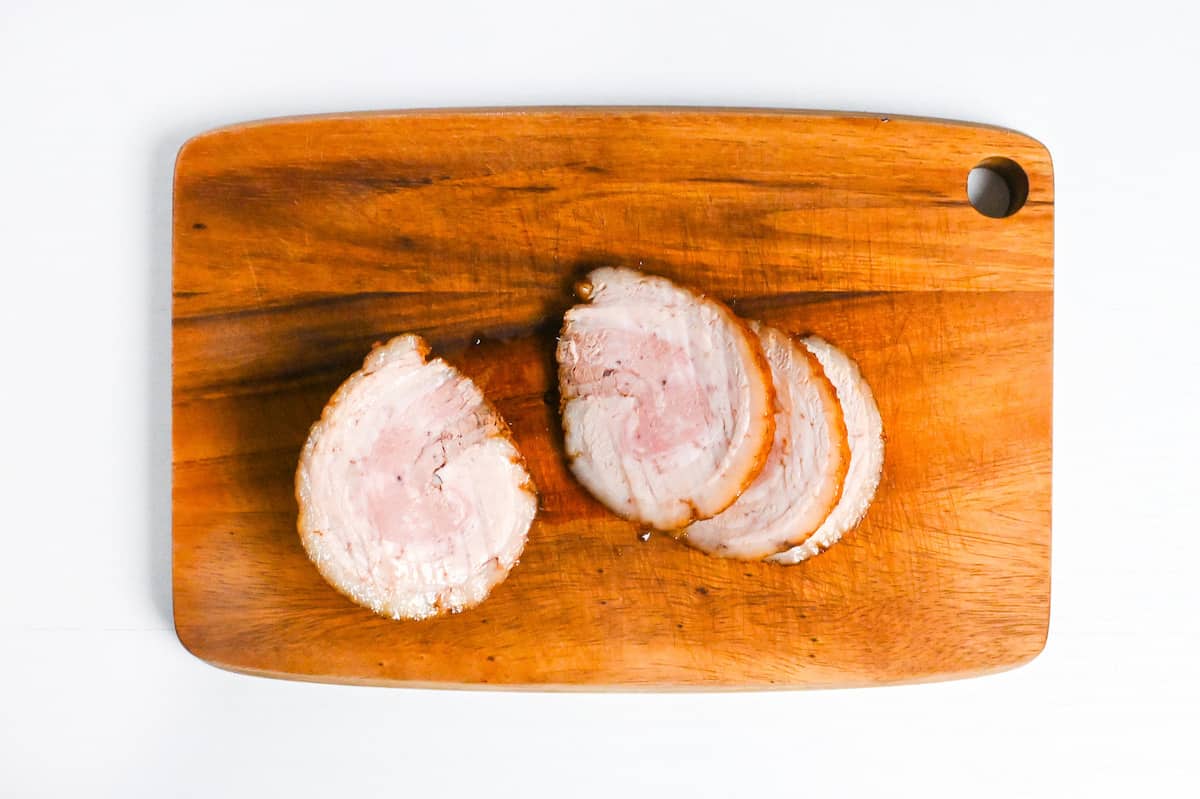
top-left (2, 1), bottom-right (1198, 795)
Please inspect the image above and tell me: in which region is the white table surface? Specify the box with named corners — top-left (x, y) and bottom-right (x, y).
top-left (3, 1), bottom-right (1198, 795)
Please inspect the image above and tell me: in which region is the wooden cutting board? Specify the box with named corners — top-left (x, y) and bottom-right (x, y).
top-left (172, 108), bottom-right (1052, 689)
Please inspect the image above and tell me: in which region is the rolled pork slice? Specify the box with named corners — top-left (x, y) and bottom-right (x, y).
top-left (769, 336), bottom-right (884, 564)
top-left (682, 324), bottom-right (850, 559)
top-left (556, 267), bottom-right (776, 531)
top-left (295, 335), bottom-right (537, 620)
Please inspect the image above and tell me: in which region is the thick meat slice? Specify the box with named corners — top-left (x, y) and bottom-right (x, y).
top-left (556, 267), bottom-right (776, 530)
top-left (769, 336), bottom-right (884, 564)
top-left (295, 335), bottom-right (536, 620)
top-left (682, 324), bottom-right (850, 559)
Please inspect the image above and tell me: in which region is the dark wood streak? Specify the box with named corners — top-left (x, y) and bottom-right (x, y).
top-left (682, 176), bottom-right (825, 190)
top-left (174, 290), bottom-right (512, 326)
top-left (493, 184), bottom-right (558, 193)
top-left (731, 290), bottom-right (892, 310)
top-left (202, 162), bottom-right (459, 194)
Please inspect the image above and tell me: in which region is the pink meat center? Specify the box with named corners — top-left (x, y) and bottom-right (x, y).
top-left (571, 330), bottom-right (710, 459)
top-left (360, 417), bottom-right (470, 555)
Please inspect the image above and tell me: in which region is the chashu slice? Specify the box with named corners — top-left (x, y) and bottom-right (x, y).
top-left (295, 334), bottom-right (537, 620)
top-left (769, 336), bottom-right (884, 564)
top-left (682, 323), bottom-right (850, 559)
top-left (556, 267), bottom-right (776, 531)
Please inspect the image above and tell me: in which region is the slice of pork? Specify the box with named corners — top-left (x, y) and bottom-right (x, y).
top-left (682, 323), bottom-right (850, 559)
top-left (769, 336), bottom-right (884, 564)
top-left (556, 267), bottom-right (776, 531)
top-left (295, 335), bottom-right (536, 620)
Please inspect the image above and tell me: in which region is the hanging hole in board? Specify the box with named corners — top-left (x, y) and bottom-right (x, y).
top-left (966, 157), bottom-right (1029, 218)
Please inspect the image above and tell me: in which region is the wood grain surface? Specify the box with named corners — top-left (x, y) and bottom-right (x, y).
top-left (172, 108), bottom-right (1053, 689)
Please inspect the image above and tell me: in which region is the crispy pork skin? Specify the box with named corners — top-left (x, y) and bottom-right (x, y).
top-left (769, 336), bottom-right (884, 564)
top-left (682, 324), bottom-right (849, 559)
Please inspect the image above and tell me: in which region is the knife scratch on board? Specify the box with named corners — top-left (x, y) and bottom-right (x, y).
top-left (240, 242), bottom-right (266, 309)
